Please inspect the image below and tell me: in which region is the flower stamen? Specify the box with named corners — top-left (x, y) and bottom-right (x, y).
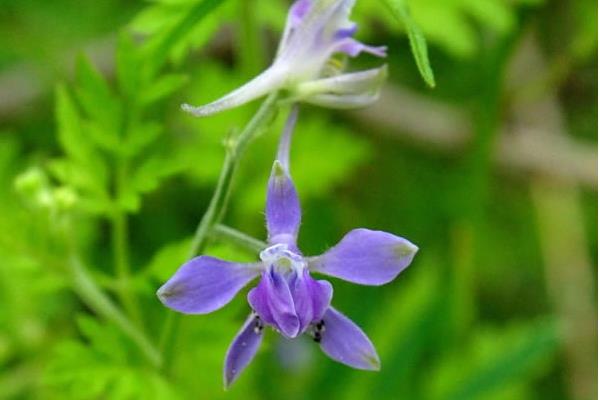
top-left (260, 243), bottom-right (305, 274)
top-left (311, 319), bottom-right (326, 343)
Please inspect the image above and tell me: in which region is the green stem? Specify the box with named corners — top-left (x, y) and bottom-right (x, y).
top-left (212, 224), bottom-right (267, 253)
top-left (185, 153), bottom-right (235, 259)
top-left (4, 203), bottom-right (159, 367)
top-left (186, 92), bottom-right (279, 258)
top-left (159, 93), bottom-right (280, 370)
top-left (61, 218), bottom-right (160, 367)
top-left (113, 160), bottom-right (142, 326)
top-left (68, 253), bottom-right (162, 368)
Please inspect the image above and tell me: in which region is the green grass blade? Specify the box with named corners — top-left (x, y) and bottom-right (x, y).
top-left (381, 0), bottom-right (436, 88)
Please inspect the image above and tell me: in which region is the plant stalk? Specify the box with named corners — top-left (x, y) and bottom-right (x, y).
top-left (112, 159), bottom-right (142, 326)
top-left (159, 93), bottom-right (280, 370)
top-left (69, 253), bottom-right (162, 367)
top-left (212, 224), bottom-right (267, 253)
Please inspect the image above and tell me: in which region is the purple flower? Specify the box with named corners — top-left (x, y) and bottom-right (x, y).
top-left (182, 0), bottom-right (388, 117)
top-left (157, 108), bottom-right (418, 387)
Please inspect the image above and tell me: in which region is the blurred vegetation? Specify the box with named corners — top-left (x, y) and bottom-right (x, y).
top-left (0, 0), bottom-right (597, 399)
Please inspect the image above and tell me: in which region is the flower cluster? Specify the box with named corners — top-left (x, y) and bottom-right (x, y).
top-left (181, 0), bottom-right (388, 117)
top-left (158, 0), bottom-right (418, 389)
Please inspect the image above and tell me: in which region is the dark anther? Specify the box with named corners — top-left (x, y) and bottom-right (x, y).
top-left (313, 332), bottom-right (322, 343)
top-left (311, 320), bottom-right (325, 343)
top-left (315, 320), bottom-right (325, 331)
top-left (253, 315), bottom-right (264, 334)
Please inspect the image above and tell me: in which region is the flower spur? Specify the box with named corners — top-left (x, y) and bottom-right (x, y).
top-left (181, 0), bottom-right (388, 117)
top-left (157, 108), bottom-right (418, 387)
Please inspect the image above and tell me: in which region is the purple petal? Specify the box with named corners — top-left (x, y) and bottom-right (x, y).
top-left (295, 66), bottom-right (388, 97)
top-left (181, 66), bottom-right (286, 117)
top-left (277, 0), bottom-right (312, 56)
top-left (157, 256), bottom-right (259, 314)
top-left (275, 105), bottom-right (299, 171)
top-left (334, 24), bottom-right (358, 40)
top-left (294, 66), bottom-right (387, 109)
top-left (336, 39), bottom-right (387, 58)
top-left (328, 0), bottom-right (356, 23)
top-left (291, 269), bottom-right (333, 332)
top-left (309, 229), bottom-right (418, 285)
top-left (224, 313), bottom-right (264, 388)
top-left (266, 107), bottom-right (301, 246)
top-left (318, 307), bottom-right (380, 370)
top-left (304, 92), bottom-right (380, 109)
top-left (248, 270), bottom-right (300, 338)
top-left (290, 0), bottom-right (312, 26)
top-left (276, 0), bottom-right (357, 73)
top-left (265, 161), bottom-right (301, 247)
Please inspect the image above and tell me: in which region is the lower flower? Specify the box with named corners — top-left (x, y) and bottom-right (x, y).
top-left (156, 107), bottom-right (418, 387)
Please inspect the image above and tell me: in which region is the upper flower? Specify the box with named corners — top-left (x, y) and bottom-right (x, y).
top-left (157, 107), bottom-right (418, 388)
top-left (181, 0), bottom-right (388, 117)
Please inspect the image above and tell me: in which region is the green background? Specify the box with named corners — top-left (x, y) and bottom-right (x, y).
top-left (0, 0), bottom-right (597, 399)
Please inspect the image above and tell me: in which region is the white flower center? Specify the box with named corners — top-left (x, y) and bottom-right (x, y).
top-left (259, 243), bottom-right (305, 274)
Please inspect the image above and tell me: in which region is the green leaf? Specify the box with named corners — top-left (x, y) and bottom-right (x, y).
top-left (76, 316), bottom-right (128, 363)
top-left (116, 32), bottom-right (142, 98)
top-left (382, 0), bottom-right (436, 87)
top-left (54, 86), bottom-right (108, 193)
top-left (48, 160), bottom-right (104, 197)
top-left (117, 156), bottom-right (186, 212)
top-left (130, 156), bottom-right (184, 193)
top-left (74, 56), bottom-right (122, 136)
top-left (122, 121), bottom-right (163, 157)
top-left (139, 73), bottom-right (188, 105)
top-left (55, 85), bottom-right (87, 164)
top-left (571, 0), bottom-right (598, 61)
top-left (44, 316), bottom-right (180, 399)
top-left (48, 161), bottom-right (112, 215)
top-left (460, 0), bottom-right (514, 33)
top-left (85, 120), bottom-right (121, 153)
top-left (75, 55), bottom-right (113, 105)
top-left (140, 0), bottom-right (228, 75)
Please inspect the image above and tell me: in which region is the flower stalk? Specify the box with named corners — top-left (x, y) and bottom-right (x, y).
top-left (112, 158), bottom-right (143, 327)
top-left (187, 92), bottom-right (279, 258)
top-left (159, 92), bottom-right (280, 368)
top-left (212, 224), bottom-right (267, 254)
